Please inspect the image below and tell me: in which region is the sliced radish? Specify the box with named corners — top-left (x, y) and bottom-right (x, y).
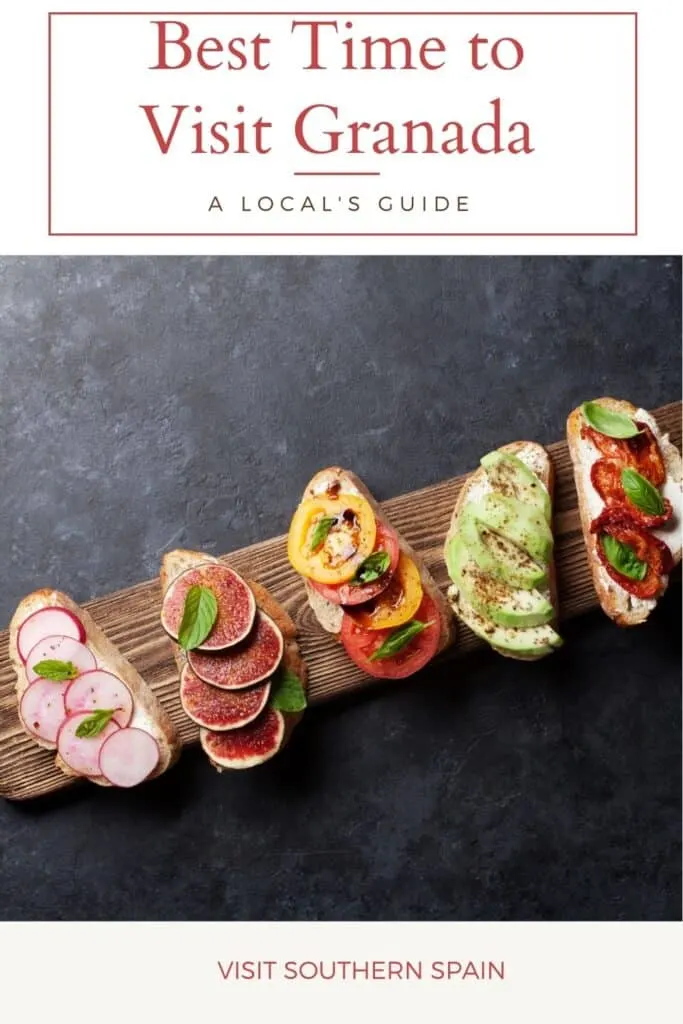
top-left (65, 670), bottom-right (133, 728)
top-left (187, 611), bottom-right (283, 690)
top-left (25, 636), bottom-right (96, 684)
top-left (180, 665), bottom-right (270, 731)
top-left (161, 563), bottom-right (256, 651)
top-left (17, 607), bottom-right (85, 663)
top-left (57, 711), bottom-right (120, 777)
top-left (98, 728), bottom-right (160, 788)
top-left (19, 679), bottom-right (69, 746)
top-left (200, 707), bottom-right (285, 770)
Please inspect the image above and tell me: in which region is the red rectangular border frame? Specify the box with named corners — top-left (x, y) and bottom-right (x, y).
top-left (47, 10), bottom-right (639, 237)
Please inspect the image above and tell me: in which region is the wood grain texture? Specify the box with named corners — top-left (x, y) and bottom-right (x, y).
top-left (1, 402), bottom-right (680, 800)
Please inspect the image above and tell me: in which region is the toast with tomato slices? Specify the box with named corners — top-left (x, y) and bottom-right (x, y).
top-left (444, 441), bottom-right (562, 661)
top-left (567, 398), bottom-right (682, 626)
top-left (160, 549), bottom-right (308, 770)
top-left (9, 589), bottom-right (180, 788)
top-left (288, 467), bottom-right (454, 680)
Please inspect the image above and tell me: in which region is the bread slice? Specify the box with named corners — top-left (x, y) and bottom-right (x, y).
top-left (160, 549), bottom-right (307, 746)
top-left (445, 441), bottom-right (559, 661)
top-left (567, 397), bottom-right (682, 626)
top-left (9, 589), bottom-right (181, 785)
top-left (297, 467), bottom-right (455, 654)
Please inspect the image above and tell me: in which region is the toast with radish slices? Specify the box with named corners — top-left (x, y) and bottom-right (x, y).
top-left (288, 467), bottom-right (454, 681)
top-left (567, 398), bottom-right (682, 626)
top-left (160, 549), bottom-right (308, 771)
top-left (9, 590), bottom-right (180, 788)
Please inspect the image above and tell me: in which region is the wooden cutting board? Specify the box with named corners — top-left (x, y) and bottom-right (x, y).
top-left (1, 402), bottom-right (680, 800)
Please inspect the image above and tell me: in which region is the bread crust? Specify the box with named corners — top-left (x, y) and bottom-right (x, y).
top-left (567, 397), bottom-right (682, 626)
top-left (297, 467), bottom-right (455, 655)
top-left (9, 590), bottom-right (181, 785)
top-left (444, 441), bottom-right (559, 661)
top-left (160, 550), bottom-right (307, 755)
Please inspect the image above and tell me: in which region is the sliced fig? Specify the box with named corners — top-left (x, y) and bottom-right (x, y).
top-left (57, 711), bottom-right (120, 777)
top-left (200, 707), bottom-right (285, 770)
top-left (19, 679), bottom-right (69, 746)
top-left (161, 563), bottom-right (256, 651)
top-left (98, 728), bottom-right (160, 788)
top-left (180, 665), bottom-right (270, 731)
top-left (64, 670), bottom-right (134, 728)
top-left (25, 636), bottom-right (97, 684)
top-left (187, 610), bottom-right (283, 690)
top-left (17, 607), bottom-right (85, 663)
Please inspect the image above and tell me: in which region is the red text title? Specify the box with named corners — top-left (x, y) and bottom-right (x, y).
top-left (140, 19), bottom-right (534, 158)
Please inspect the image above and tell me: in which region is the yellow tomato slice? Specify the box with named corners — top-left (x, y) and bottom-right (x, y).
top-left (288, 493), bottom-right (376, 584)
top-left (346, 553), bottom-right (423, 630)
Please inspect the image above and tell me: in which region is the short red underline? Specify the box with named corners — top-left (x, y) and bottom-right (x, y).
top-left (293, 171), bottom-right (381, 176)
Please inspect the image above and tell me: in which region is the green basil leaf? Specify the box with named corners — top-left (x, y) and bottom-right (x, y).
top-left (581, 401), bottom-right (640, 439)
top-left (621, 467), bottom-right (665, 517)
top-left (369, 620), bottom-right (434, 662)
top-left (309, 515), bottom-right (337, 553)
top-left (178, 585), bottom-right (218, 651)
top-left (75, 708), bottom-right (116, 739)
top-left (32, 659), bottom-right (79, 682)
top-left (601, 534), bottom-right (648, 581)
top-left (270, 669), bottom-right (307, 713)
top-left (353, 550), bottom-right (391, 585)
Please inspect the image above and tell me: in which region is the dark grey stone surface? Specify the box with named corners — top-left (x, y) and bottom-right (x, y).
top-left (0, 255), bottom-right (680, 921)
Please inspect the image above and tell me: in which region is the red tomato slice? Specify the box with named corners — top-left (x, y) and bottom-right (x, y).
top-left (309, 523), bottom-right (400, 606)
top-left (340, 593), bottom-right (441, 679)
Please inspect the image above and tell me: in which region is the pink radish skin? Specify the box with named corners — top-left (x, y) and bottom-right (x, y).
top-left (99, 729), bottom-right (160, 788)
top-left (65, 670), bottom-right (133, 728)
top-left (57, 711), bottom-right (120, 777)
top-left (18, 607), bottom-right (85, 663)
top-left (26, 636), bottom-right (97, 684)
top-left (19, 679), bottom-right (69, 746)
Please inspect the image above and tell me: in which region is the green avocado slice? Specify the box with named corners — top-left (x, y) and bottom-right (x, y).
top-left (458, 508), bottom-right (548, 591)
top-left (447, 536), bottom-right (554, 629)
top-left (447, 585), bottom-right (562, 659)
top-left (472, 493), bottom-right (553, 566)
top-left (480, 450), bottom-right (552, 522)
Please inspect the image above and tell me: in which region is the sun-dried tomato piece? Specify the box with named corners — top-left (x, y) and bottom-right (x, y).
top-left (582, 425), bottom-right (634, 462)
top-left (591, 458), bottom-right (624, 502)
top-left (629, 423), bottom-right (667, 486)
top-left (590, 458), bottom-right (672, 528)
top-left (581, 422), bottom-right (666, 485)
top-left (591, 506), bottom-right (674, 599)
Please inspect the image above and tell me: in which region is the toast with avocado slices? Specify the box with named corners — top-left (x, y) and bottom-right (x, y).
top-left (160, 549), bottom-right (308, 770)
top-left (567, 398), bottom-right (682, 626)
top-left (288, 467), bottom-right (455, 680)
top-left (444, 443), bottom-right (562, 661)
top-left (9, 590), bottom-right (180, 788)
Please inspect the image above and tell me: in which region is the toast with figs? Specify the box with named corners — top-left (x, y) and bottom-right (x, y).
top-left (160, 549), bottom-right (307, 770)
